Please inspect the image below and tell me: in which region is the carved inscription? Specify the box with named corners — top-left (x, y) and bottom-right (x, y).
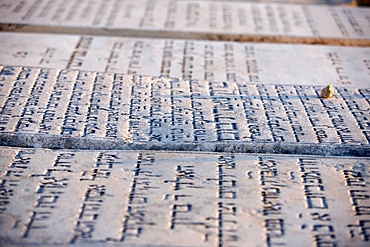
top-left (38, 69), bottom-right (77, 135)
top-left (1, 33), bottom-right (370, 87)
top-left (0, 67), bottom-right (37, 131)
top-left (0, 66), bottom-right (369, 151)
top-left (72, 151), bottom-right (126, 243)
top-left (116, 153), bottom-right (159, 241)
top-left (0, 0), bottom-right (369, 44)
top-left (343, 166), bottom-right (370, 242)
top-left (166, 164), bottom-right (199, 229)
top-left (66, 37), bottom-right (93, 70)
top-left (1, 149), bottom-right (369, 245)
top-left (259, 157), bottom-right (286, 246)
top-left (71, 184), bottom-right (106, 243)
top-left (337, 88), bottom-right (370, 143)
top-left (298, 159), bottom-right (338, 247)
top-left (214, 155), bottom-right (238, 245)
top-left (16, 68), bottom-right (57, 133)
top-left (24, 152), bottom-right (75, 238)
top-left (61, 71), bottom-right (94, 137)
top-left (0, 149), bottom-right (33, 214)
top-left (80, 152), bottom-right (117, 181)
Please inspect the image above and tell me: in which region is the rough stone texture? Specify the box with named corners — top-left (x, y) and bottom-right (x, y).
top-left (0, 147), bottom-right (369, 246)
top-left (0, 0), bottom-right (369, 46)
top-left (175, 0), bottom-right (356, 4)
top-left (0, 65), bottom-right (369, 156)
top-left (0, 33), bottom-right (370, 87)
top-left (0, 1), bottom-right (369, 246)
top-left (174, 0), bottom-right (359, 6)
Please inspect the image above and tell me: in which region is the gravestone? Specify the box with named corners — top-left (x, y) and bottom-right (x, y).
top-left (0, 32), bottom-right (370, 87)
top-left (1, 147), bottom-right (369, 246)
top-left (0, 65), bottom-right (369, 156)
top-left (175, 0), bottom-right (356, 4)
top-left (0, 0), bottom-right (369, 45)
top-left (0, 0), bottom-right (369, 246)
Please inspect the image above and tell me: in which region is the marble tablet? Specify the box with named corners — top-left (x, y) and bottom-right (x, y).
top-left (0, 33), bottom-right (369, 88)
top-left (0, 65), bottom-right (369, 156)
top-left (0, 148), bottom-right (369, 246)
top-left (0, 0), bottom-right (369, 45)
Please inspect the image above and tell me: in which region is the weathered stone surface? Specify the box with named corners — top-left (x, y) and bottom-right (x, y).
top-left (172, 0), bottom-right (356, 4)
top-left (174, 0), bottom-right (358, 6)
top-left (174, 0), bottom-right (358, 5)
top-left (0, 65), bottom-right (369, 156)
top-left (0, 0), bottom-right (369, 46)
top-left (0, 33), bottom-right (369, 88)
top-left (0, 147), bottom-right (369, 246)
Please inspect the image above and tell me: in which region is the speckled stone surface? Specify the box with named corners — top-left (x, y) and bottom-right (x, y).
top-left (0, 33), bottom-right (369, 88)
top-left (0, 0), bottom-right (369, 46)
top-left (1, 147), bottom-right (369, 246)
top-left (0, 65), bottom-right (369, 156)
top-left (0, 1), bottom-right (369, 246)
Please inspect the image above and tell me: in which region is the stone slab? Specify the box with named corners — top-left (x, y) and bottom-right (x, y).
top-left (1, 32), bottom-right (370, 88)
top-left (0, 65), bottom-right (369, 156)
top-left (174, 0), bottom-right (356, 4)
top-left (0, 0), bottom-right (369, 46)
top-left (0, 147), bottom-right (369, 246)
